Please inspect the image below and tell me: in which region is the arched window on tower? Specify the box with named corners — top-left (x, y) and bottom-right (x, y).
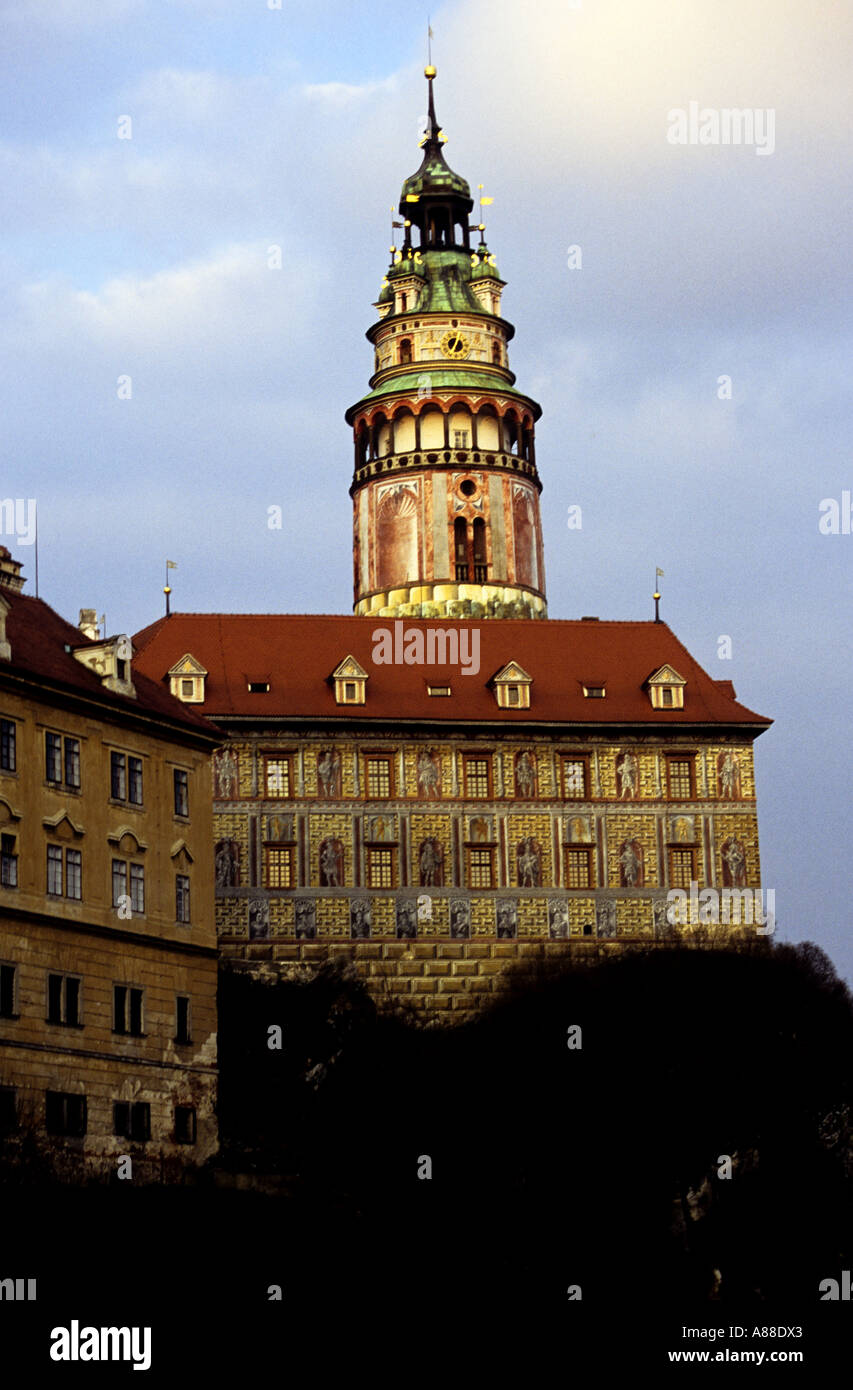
top-left (454, 517), bottom-right (469, 581)
top-left (399, 338), bottom-right (412, 365)
top-left (473, 517), bottom-right (487, 582)
top-left (492, 341), bottom-right (502, 366)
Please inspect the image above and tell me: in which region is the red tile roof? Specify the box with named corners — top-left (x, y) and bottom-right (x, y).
top-left (2, 590), bottom-right (218, 736)
top-left (131, 613), bottom-right (771, 731)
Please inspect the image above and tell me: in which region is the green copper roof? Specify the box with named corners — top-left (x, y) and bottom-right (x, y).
top-left (401, 148), bottom-right (471, 203)
top-left (352, 369), bottom-right (539, 411)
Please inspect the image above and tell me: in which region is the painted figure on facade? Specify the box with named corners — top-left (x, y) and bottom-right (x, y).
top-left (496, 899), bottom-right (518, 939)
top-left (294, 899), bottom-right (316, 940)
top-left (214, 747), bottom-right (238, 799)
top-left (450, 898), bottom-right (471, 940)
top-left (418, 838), bottom-right (444, 887)
top-left (396, 899), bottom-right (418, 939)
top-left (248, 899), bottom-right (269, 941)
top-left (616, 751), bottom-right (638, 800)
top-left (350, 899), bottom-right (372, 940)
top-left (548, 898), bottom-right (569, 940)
top-left (214, 838), bottom-right (240, 890)
top-left (517, 836), bottom-right (542, 887)
top-left (417, 748), bottom-right (441, 799)
top-left (619, 839), bottom-right (643, 888)
top-left (515, 750), bottom-right (537, 799)
top-left (721, 837), bottom-right (747, 887)
top-left (718, 750), bottom-right (742, 799)
top-left (597, 900), bottom-right (618, 938)
top-left (319, 838), bottom-right (344, 888)
top-left (317, 748), bottom-right (343, 798)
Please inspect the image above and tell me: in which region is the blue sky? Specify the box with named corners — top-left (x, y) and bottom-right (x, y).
top-left (3, 0), bottom-right (852, 981)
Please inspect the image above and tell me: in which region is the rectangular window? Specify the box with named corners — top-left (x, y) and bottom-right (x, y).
top-left (64, 738), bottom-right (80, 789)
top-left (669, 848), bottom-right (696, 888)
top-left (111, 859), bottom-right (127, 907)
top-left (562, 756), bottom-right (589, 800)
top-left (265, 847), bottom-right (294, 889)
top-left (463, 756), bottom-right (491, 799)
top-left (130, 863), bottom-right (145, 914)
top-left (113, 1101), bottom-right (151, 1142)
top-left (0, 833), bottom-right (17, 888)
top-left (176, 874), bottom-right (191, 924)
top-left (264, 757), bottom-right (292, 799)
top-left (666, 756), bottom-right (695, 800)
top-left (46, 732), bottom-right (62, 784)
top-left (114, 984), bottom-right (144, 1036)
top-left (365, 756), bottom-right (392, 799)
top-left (468, 847), bottom-right (493, 888)
top-left (175, 995), bottom-right (191, 1045)
top-left (47, 844), bottom-right (63, 896)
top-left (0, 1086), bottom-right (17, 1136)
top-left (565, 847), bottom-right (594, 889)
top-left (366, 847), bottom-right (394, 889)
top-left (47, 973), bottom-right (81, 1027)
top-left (65, 849), bottom-right (82, 900)
top-left (111, 751), bottom-right (126, 800)
top-left (175, 1106), bottom-right (197, 1145)
top-left (173, 768), bottom-right (189, 817)
top-left (0, 963), bottom-right (17, 1018)
top-left (45, 1090), bottom-right (86, 1137)
top-left (0, 719), bottom-right (15, 772)
top-left (128, 756), bottom-right (143, 805)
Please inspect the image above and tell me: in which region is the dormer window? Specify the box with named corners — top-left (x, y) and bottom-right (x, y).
top-left (428, 685), bottom-right (451, 697)
top-left (646, 665), bottom-right (687, 710)
top-left (582, 685), bottom-right (605, 699)
top-left (168, 654), bottom-right (208, 704)
top-left (73, 634), bottom-right (136, 699)
top-left (331, 656), bottom-right (368, 705)
top-left (248, 681), bottom-right (270, 694)
top-left (491, 662), bottom-right (532, 710)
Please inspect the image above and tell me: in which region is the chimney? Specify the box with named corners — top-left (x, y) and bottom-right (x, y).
top-left (0, 547), bottom-right (25, 593)
top-left (78, 609), bottom-right (100, 641)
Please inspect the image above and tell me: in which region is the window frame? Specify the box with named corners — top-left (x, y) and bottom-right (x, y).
top-left (174, 1105), bottom-right (197, 1145)
top-left (466, 846), bottom-right (494, 889)
top-left (366, 845), bottom-right (394, 889)
top-left (668, 846), bottom-right (697, 889)
top-left (665, 753), bottom-right (696, 801)
top-left (264, 845), bottom-right (295, 889)
top-left (562, 753), bottom-right (590, 801)
top-left (0, 718), bottom-right (15, 773)
top-left (0, 961), bottom-right (18, 1018)
top-left (565, 846), bottom-right (595, 889)
top-left (173, 768), bottom-right (189, 818)
top-left (263, 755), bottom-right (294, 800)
top-left (46, 971), bottom-right (82, 1027)
top-left (45, 1090), bottom-right (87, 1138)
top-left (0, 832), bottom-right (17, 888)
top-left (175, 873), bottom-right (191, 924)
top-left (364, 754), bottom-right (394, 800)
top-left (113, 983), bottom-right (144, 1037)
top-left (462, 753), bottom-right (492, 800)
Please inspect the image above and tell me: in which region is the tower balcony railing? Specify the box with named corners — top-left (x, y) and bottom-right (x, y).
top-left (352, 449), bottom-right (540, 490)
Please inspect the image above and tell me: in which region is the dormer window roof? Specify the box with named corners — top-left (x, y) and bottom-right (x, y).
top-left (331, 655), bottom-right (368, 705)
top-left (167, 653), bottom-right (208, 704)
top-left (645, 664), bottom-right (686, 710)
top-left (491, 661), bottom-right (532, 709)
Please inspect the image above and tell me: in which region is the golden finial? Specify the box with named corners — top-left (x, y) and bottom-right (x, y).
top-left (425, 64), bottom-right (436, 78)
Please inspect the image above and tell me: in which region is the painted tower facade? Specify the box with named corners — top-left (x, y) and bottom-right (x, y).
top-left (348, 68), bottom-right (546, 622)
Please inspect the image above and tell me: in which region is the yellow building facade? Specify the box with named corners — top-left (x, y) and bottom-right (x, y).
top-left (0, 551), bottom-right (220, 1177)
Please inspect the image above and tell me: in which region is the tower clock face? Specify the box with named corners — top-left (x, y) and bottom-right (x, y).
top-left (440, 330), bottom-right (470, 360)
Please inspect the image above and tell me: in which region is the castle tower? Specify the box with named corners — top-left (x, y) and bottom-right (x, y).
top-left (347, 67), bottom-right (547, 622)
